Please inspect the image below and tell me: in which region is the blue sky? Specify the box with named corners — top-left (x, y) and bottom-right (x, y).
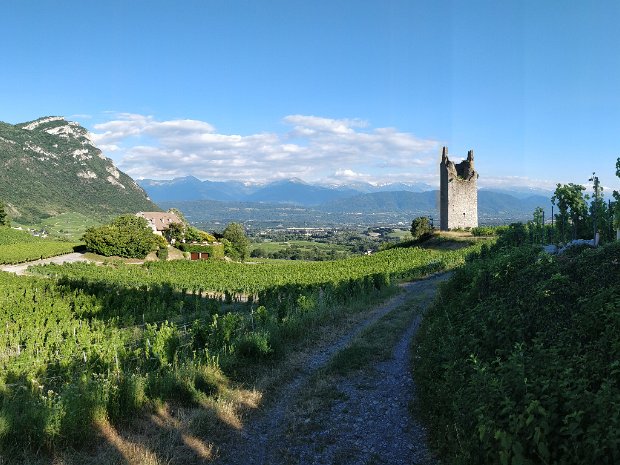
top-left (3, 0), bottom-right (620, 191)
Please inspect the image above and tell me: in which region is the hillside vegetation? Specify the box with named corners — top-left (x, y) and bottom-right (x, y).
top-left (0, 116), bottom-right (158, 223)
top-left (0, 227), bottom-right (78, 264)
top-left (414, 241), bottom-right (620, 465)
top-left (36, 245), bottom-right (474, 295)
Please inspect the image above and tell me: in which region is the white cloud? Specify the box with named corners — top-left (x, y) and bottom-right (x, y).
top-left (88, 113), bottom-right (441, 183)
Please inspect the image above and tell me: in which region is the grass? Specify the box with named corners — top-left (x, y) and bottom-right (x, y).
top-left (15, 212), bottom-right (102, 241)
top-left (4, 355), bottom-right (259, 465)
top-left (325, 301), bottom-right (421, 375)
top-left (387, 229), bottom-right (413, 241)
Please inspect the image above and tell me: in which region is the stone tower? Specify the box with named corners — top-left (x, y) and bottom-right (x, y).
top-left (439, 146), bottom-right (478, 230)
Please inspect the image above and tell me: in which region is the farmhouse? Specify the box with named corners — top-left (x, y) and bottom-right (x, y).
top-left (136, 211), bottom-right (182, 235)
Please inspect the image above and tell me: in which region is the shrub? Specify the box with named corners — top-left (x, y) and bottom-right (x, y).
top-left (178, 242), bottom-right (225, 259)
top-left (410, 216), bottom-right (433, 240)
top-left (414, 241), bottom-right (620, 465)
top-left (471, 226), bottom-right (497, 236)
top-left (234, 331), bottom-right (273, 360)
top-left (157, 246), bottom-right (169, 261)
top-left (82, 215), bottom-right (158, 258)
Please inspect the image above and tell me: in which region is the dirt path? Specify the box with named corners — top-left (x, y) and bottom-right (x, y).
top-left (0, 252), bottom-right (99, 275)
top-left (215, 273), bottom-right (449, 465)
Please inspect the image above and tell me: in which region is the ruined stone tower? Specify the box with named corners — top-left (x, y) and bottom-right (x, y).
top-left (439, 146), bottom-right (478, 230)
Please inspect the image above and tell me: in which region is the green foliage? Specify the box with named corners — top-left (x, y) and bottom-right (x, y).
top-left (0, 201), bottom-right (9, 226)
top-left (614, 158), bottom-right (620, 230)
top-left (0, 238), bottom-right (482, 454)
top-left (0, 227), bottom-right (78, 264)
top-left (0, 241), bottom-right (77, 265)
top-left (471, 226), bottom-right (505, 236)
top-left (198, 230), bottom-right (217, 242)
top-left (222, 222), bottom-right (250, 261)
top-left (552, 183), bottom-right (588, 241)
top-left (0, 227), bottom-right (39, 245)
top-left (82, 214), bottom-right (158, 258)
top-left (410, 216), bottom-right (433, 240)
top-left (153, 234), bottom-right (168, 250)
top-left (235, 331), bottom-right (273, 359)
top-left (157, 246), bottom-right (169, 261)
top-left (250, 240), bottom-right (349, 261)
top-left (164, 221), bottom-right (217, 245)
top-left (414, 241), bottom-right (620, 465)
top-left (36, 244), bottom-right (478, 295)
top-left (163, 222), bottom-right (185, 243)
top-left (178, 242), bottom-right (225, 258)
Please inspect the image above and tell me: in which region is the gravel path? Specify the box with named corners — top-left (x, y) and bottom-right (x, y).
top-left (215, 273), bottom-right (449, 465)
top-left (0, 252), bottom-right (98, 275)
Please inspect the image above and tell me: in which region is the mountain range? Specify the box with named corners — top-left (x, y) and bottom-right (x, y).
top-left (0, 116), bottom-right (158, 223)
top-left (139, 176), bottom-right (439, 205)
top-left (145, 177), bottom-right (554, 229)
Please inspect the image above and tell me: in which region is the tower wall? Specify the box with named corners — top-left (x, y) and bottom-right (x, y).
top-left (439, 147), bottom-right (478, 230)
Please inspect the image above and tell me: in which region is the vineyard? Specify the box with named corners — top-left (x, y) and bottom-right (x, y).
top-left (34, 245), bottom-right (473, 295)
top-left (0, 241), bottom-right (480, 458)
top-left (0, 227), bottom-right (78, 265)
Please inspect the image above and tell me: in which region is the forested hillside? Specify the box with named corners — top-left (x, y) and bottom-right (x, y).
top-left (0, 116), bottom-right (158, 223)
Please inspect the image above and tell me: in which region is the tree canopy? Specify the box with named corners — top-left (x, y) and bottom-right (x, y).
top-left (0, 201), bottom-right (9, 227)
top-left (410, 216), bottom-right (433, 240)
top-left (222, 222), bottom-right (250, 261)
top-left (82, 214), bottom-right (159, 258)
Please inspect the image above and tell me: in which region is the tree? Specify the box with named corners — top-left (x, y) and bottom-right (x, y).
top-left (82, 215), bottom-right (158, 258)
top-left (164, 222), bottom-right (185, 243)
top-left (531, 207), bottom-right (545, 244)
top-left (223, 222), bottom-right (250, 261)
top-left (614, 158), bottom-right (620, 238)
top-left (552, 183), bottom-right (587, 241)
top-left (0, 201), bottom-right (9, 227)
top-left (587, 172), bottom-right (612, 243)
top-left (410, 216), bottom-right (433, 240)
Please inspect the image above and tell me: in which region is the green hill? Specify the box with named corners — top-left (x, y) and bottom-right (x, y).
top-left (0, 116), bottom-right (158, 223)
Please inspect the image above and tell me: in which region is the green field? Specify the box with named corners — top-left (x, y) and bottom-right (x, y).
top-left (386, 228), bottom-right (413, 240)
top-left (0, 227), bottom-right (79, 265)
top-left (14, 212), bottom-right (102, 241)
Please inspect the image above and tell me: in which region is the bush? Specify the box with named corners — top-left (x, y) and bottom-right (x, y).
top-left (471, 226), bottom-right (499, 236)
top-left (178, 242), bottom-right (225, 259)
top-left (82, 215), bottom-right (158, 258)
top-left (235, 331), bottom-right (273, 360)
top-left (414, 241), bottom-right (620, 465)
top-left (157, 247), bottom-right (169, 261)
top-left (410, 216), bottom-right (433, 240)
